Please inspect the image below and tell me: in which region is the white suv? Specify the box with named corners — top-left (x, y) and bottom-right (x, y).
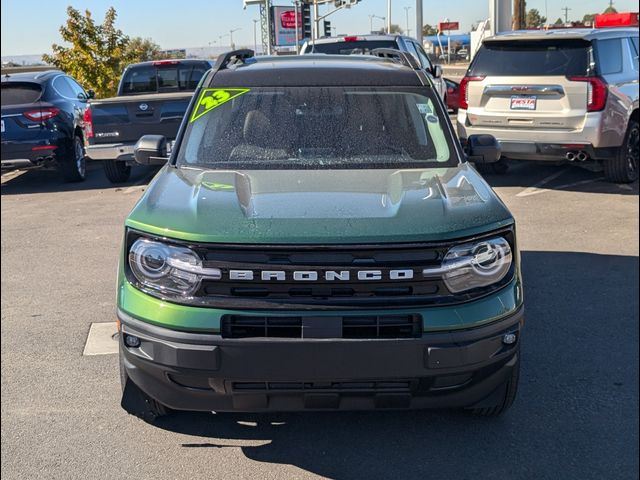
top-left (457, 28), bottom-right (639, 182)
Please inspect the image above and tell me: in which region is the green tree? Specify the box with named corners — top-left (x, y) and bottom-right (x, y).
top-left (42, 7), bottom-right (165, 98)
top-left (422, 24), bottom-right (437, 36)
top-left (582, 13), bottom-right (597, 24)
top-left (603, 6), bottom-right (617, 14)
top-left (124, 37), bottom-right (166, 63)
top-left (525, 8), bottom-right (547, 28)
top-left (554, 17), bottom-right (565, 25)
top-left (389, 24), bottom-right (403, 34)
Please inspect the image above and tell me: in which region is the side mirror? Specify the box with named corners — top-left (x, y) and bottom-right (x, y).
top-left (432, 65), bottom-right (443, 78)
top-left (134, 135), bottom-right (169, 165)
top-left (466, 134), bottom-right (501, 164)
top-left (86, 89), bottom-right (96, 99)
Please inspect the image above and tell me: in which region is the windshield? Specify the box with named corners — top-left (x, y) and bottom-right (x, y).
top-left (176, 87), bottom-right (455, 169)
top-left (469, 39), bottom-right (593, 76)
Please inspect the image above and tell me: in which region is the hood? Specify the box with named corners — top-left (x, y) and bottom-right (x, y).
top-left (126, 163), bottom-right (514, 244)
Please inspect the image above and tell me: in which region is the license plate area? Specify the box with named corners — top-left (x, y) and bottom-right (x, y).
top-left (510, 95), bottom-right (537, 110)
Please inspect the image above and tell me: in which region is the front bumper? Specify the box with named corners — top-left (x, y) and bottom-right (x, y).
top-left (119, 306), bottom-right (524, 412)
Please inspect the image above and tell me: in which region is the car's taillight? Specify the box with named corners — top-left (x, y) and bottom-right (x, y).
top-left (567, 76), bottom-right (608, 112)
top-left (458, 76), bottom-right (484, 110)
top-left (23, 107), bottom-right (59, 122)
top-left (83, 107), bottom-right (93, 138)
top-left (343, 36), bottom-right (360, 42)
top-left (152, 60), bottom-right (179, 66)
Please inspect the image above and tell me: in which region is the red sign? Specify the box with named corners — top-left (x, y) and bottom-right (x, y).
top-left (280, 10), bottom-right (301, 29)
top-left (594, 12), bottom-right (639, 28)
top-left (438, 21), bottom-right (459, 31)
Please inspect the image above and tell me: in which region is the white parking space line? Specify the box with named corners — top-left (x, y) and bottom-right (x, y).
top-left (83, 322), bottom-right (119, 356)
top-left (1, 170), bottom-right (27, 185)
top-left (516, 168), bottom-right (569, 197)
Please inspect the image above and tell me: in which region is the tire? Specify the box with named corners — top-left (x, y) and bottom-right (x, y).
top-left (119, 346), bottom-right (170, 423)
top-left (60, 135), bottom-right (86, 182)
top-left (469, 352), bottom-right (520, 417)
top-left (104, 159), bottom-right (132, 184)
top-left (604, 119), bottom-right (639, 183)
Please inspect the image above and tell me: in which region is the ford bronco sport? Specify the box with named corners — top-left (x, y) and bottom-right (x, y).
top-left (117, 50), bottom-right (524, 422)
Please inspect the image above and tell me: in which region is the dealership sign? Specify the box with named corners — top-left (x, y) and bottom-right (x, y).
top-left (272, 6), bottom-right (303, 46)
top-left (438, 21), bottom-right (459, 31)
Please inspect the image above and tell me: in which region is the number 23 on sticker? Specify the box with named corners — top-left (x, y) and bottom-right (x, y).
top-left (190, 88), bottom-right (250, 122)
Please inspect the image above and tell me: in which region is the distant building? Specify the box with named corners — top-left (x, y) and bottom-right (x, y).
top-left (159, 49), bottom-right (187, 59)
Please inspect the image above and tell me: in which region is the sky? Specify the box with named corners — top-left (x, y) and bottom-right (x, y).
top-left (1, 0), bottom-right (638, 56)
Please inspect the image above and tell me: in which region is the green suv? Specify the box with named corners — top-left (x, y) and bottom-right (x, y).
top-left (118, 50), bottom-right (524, 422)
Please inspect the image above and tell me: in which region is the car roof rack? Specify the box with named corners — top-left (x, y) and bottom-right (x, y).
top-left (369, 48), bottom-right (420, 70)
top-left (213, 49), bottom-right (256, 72)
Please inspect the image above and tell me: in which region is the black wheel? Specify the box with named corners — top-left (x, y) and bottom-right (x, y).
top-left (604, 119), bottom-right (639, 183)
top-left (468, 352), bottom-right (520, 417)
top-left (60, 135), bottom-right (86, 182)
top-left (104, 159), bottom-right (132, 184)
top-left (119, 347), bottom-right (170, 423)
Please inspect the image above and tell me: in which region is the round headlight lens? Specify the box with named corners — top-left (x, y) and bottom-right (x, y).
top-left (129, 238), bottom-right (202, 296)
top-left (424, 237), bottom-right (512, 293)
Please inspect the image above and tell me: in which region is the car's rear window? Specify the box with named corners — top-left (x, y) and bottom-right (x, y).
top-left (120, 63), bottom-right (209, 95)
top-left (1, 83), bottom-right (42, 106)
top-left (469, 39), bottom-right (593, 76)
top-left (306, 40), bottom-right (398, 55)
top-left (177, 86), bottom-right (455, 169)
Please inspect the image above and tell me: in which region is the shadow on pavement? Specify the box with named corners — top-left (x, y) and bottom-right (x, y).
top-left (149, 250), bottom-right (639, 479)
top-left (0, 162), bottom-right (160, 195)
top-left (480, 160), bottom-right (639, 196)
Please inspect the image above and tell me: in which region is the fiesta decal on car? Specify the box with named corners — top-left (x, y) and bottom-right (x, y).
top-left (190, 88), bottom-right (251, 122)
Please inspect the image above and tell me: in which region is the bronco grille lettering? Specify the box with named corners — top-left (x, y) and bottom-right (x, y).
top-left (227, 269), bottom-right (416, 281)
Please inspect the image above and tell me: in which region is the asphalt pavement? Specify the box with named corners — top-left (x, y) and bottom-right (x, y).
top-left (1, 159), bottom-right (638, 480)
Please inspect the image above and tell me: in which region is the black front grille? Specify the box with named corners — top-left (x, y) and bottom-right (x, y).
top-left (196, 243), bottom-right (447, 308)
top-left (221, 314), bottom-right (423, 339)
top-left (231, 380), bottom-right (414, 393)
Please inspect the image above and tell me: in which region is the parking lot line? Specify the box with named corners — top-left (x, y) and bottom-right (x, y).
top-left (83, 322), bottom-right (119, 356)
top-left (516, 168), bottom-right (569, 197)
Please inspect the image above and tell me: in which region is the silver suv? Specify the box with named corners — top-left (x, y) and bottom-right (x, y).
top-left (457, 28), bottom-right (639, 182)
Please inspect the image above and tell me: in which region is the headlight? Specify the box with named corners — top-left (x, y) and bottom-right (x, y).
top-left (128, 238), bottom-right (220, 296)
top-left (423, 237), bottom-right (512, 293)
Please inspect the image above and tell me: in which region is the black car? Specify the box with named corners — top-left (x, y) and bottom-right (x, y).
top-left (1, 70), bottom-right (92, 182)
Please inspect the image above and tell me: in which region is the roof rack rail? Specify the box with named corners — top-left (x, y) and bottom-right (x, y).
top-left (369, 48), bottom-right (420, 70)
top-left (213, 49), bottom-right (255, 72)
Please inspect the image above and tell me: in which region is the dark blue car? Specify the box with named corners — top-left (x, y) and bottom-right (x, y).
top-left (1, 70), bottom-right (92, 182)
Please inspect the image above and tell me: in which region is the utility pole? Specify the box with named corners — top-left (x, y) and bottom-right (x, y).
top-left (404, 6), bottom-right (411, 36)
top-left (415, 0), bottom-right (423, 44)
top-left (512, 0), bottom-right (526, 30)
top-left (562, 6), bottom-right (571, 23)
top-left (252, 19), bottom-right (259, 54)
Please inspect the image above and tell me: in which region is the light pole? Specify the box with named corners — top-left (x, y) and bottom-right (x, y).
top-left (387, 0), bottom-right (392, 34)
top-left (404, 6), bottom-right (411, 36)
top-left (369, 14), bottom-right (386, 33)
top-left (252, 19), bottom-right (259, 54)
top-left (229, 28), bottom-right (241, 51)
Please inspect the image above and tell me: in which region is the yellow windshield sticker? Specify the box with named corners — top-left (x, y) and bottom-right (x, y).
top-left (190, 88), bottom-right (250, 123)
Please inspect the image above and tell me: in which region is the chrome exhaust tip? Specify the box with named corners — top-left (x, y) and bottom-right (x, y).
top-left (576, 151), bottom-right (588, 162)
top-left (566, 151), bottom-right (577, 161)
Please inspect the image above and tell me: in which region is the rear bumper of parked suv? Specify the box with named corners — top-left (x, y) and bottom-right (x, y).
top-left (118, 301), bottom-right (524, 412)
top-left (457, 110), bottom-right (619, 161)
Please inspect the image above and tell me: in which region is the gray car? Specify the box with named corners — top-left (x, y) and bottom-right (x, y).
top-left (457, 28), bottom-right (639, 183)
top-left (300, 34), bottom-right (447, 102)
